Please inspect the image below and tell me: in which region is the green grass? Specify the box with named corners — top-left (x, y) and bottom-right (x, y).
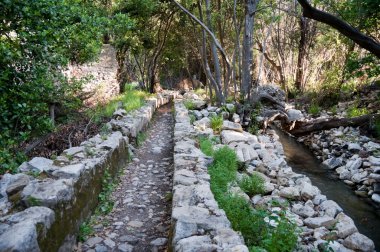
top-left (308, 103), bottom-right (321, 116)
top-left (79, 221), bottom-right (94, 242)
top-left (194, 88), bottom-right (206, 96)
top-left (239, 174), bottom-right (265, 197)
top-left (136, 132), bottom-right (147, 147)
top-left (183, 100), bottom-right (196, 110)
top-left (210, 115), bottom-right (223, 133)
top-left (89, 85), bottom-right (149, 124)
top-left (198, 136), bottom-right (214, 156)
top-left (200, 145), bottom-right (298, 252)
top-left (347, 106), bottom-right (369, 118)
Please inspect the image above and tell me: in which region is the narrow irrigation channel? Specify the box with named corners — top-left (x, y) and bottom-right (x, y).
top-left (79, 104), bottom-right (174, 252)
top-left (275, 128), bottom-right (380, 250)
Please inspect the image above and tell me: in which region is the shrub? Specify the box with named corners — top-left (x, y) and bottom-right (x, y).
top-left (239, 174), bottom-right (265, 197)
top-left (347, 106), bottom-right (369, 118)
top-left (210, 115), bottom-right (223, 133)
top-left (198, 137), bottom-right (214, 156)
top-left (308, 103), bottom-right (320, 116)
top-left (183, 100), bottom-right (196, 110)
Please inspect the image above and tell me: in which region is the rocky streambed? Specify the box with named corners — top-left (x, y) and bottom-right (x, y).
top-left (182, 96), bottom-right (376, 252)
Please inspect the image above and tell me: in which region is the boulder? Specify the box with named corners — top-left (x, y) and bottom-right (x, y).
top-left (304, 216), bottom-right (335, 229)
top-left (298, 181), bottom-right (320, 200)
top-left (292, 203), bottom-right (315, 218)
top-left (348, 143), bottom-right (361, 152)
top-left (194, 117), bottom-right (211, 131)
top-left (4, 174), bottom-right (30, 198)
top-left (346, 158), bottom-right (362, 171)
top-left (279, 187), bottom-right (300, 200)
top-left (221, 130), bottom-right (257, 145)
top-left (371, 193), bottom-right (380, 203)
top-left (322, 157), bottom-right (343, 170)
top-left (319, 200), bottom-right (343, 218)
top-left (335, 213), bottom-right (358, 239)
top-left (222, 121), bottom-right (243, 132)
top-left (369, 156), bottom-right (380, 166)
top-left (22, 179), bottom-right (74, 208)
top-left (343, 232), bottom-right (375, 252)
top-left (286, 109), bottom-right (303, 121)
top-left (18, 157), bottom-right (55, 174)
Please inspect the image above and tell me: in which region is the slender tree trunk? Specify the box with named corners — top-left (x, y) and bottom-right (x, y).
top-left (197, 1), bottom-right (224, 104)
top-left (295, 17), bottom-right (307, 92)
top-left (242, 0), bottom-right (259, 100)
top-left (205, 0), bottom-right (223, 96)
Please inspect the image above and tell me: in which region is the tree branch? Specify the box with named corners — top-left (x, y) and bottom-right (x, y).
top-left (297, 0), bottom-right (380, 58)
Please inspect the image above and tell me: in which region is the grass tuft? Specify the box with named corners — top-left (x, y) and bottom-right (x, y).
top-left (210, 115), bottom-right (223, 133)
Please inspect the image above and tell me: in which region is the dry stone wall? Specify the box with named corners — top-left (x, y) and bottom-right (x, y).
top-left (0, 92), bottom-right (177, 252)
top-left (171, 101), bottom-right (248, 252)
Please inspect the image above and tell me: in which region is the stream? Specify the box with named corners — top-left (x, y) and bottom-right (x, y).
top-left (275, 128), bottom-right (380, 250)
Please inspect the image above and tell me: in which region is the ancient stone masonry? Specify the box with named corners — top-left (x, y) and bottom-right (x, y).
top-left (64, 44), bottom-right (119, 106)
top-left (171, 101), bottom-right (249, 252)
top-left (0, 91), bottom-right (177, 252)
top-left (179, 96), bottom-right (375, 252)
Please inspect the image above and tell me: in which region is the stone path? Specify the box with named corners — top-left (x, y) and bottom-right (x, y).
top-left (79, 104), bottom-right (174, 252)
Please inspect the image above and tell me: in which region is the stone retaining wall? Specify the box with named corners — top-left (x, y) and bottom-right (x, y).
top-left (0, 92), bottom-right (177, 252)
top-left (170, 101), bottom-right (248, 252)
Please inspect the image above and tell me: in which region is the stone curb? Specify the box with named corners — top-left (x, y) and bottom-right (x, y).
top-left (170, 101), bottom-right (249, 252)
top-left (0, 91), bottom-right (177, 252)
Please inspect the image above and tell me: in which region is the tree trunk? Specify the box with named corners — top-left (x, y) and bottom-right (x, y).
top-left (295, 17), bottom-right (307, 92)
top-left (205, 0), bottom-right (223, 97)
top-left (242, 0), bottom-right (260, 100)
top-left (297, 0), bottom-right (380, 58)
top-left (285, 114), bottom-right (380, 136)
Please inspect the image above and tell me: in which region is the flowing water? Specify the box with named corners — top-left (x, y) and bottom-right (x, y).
top-left (275, 128), bottom-right (380, 250)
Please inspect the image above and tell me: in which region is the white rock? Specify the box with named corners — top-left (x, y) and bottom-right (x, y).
top-left (298, 181), bottom-right (321, 200)
top-left (304, 216), bottom-right (335, 228)
top-left (369, 156), bottom-right (380, 166)
top-left (193, 117), bottom-right (211, 131)
top-left (287, 109), bottom-right (304, 121)
top-left (351, 171), bottom-right (368, 183)
top-left (319, 200), bottom-right (343, 218)
top-left (335, 213), bottom-right (358, 238)
top-left (346, 158), bottom-right (362, 171)
top-left (279, 187), bottom-right (300, 200)
top-left (343, 232), bottom-right (375, 252)
top-left (348, 143), bottom-right (361, 152)
top-left (371, 193), bottom-right (380, 203)
top-left (222, 120), bottom-right (243, 132)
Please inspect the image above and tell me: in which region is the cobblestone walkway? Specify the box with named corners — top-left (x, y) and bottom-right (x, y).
top-left (79, 104), bottom-right (174, 252)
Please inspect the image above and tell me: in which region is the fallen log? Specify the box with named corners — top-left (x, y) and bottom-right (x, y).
top-left (284, 114), bottom-right (380, 137)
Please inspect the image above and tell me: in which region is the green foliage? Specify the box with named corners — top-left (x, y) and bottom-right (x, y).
top-left (90, 86), bottom-right (148, 124)
top-left (0, 0), bottom-right (128, 174)
top-left (308, 103), bottom-right (321, 116)
top-left (210, 115), bottom-right (223, 133)
top-left (95, 170), bottom-right (116, 215)
top-left (136, 132), bottom-right (147, 147)
top-left (239, 174), bottom-right (265, 197)
top-left (189, 114), bottom-right (196, 124)
top-left (79, 221), bottom-right (94, 242)
top-left (194, 88), bottom-right (206, 96)
top-left (183, 100), bottom-right (196, 110)
top-left (346, 105), bottom-right (369, 118)
top-left (198, 136), bottom-right (214, 156)
top-left (329, 105), bottom-right (338, 116)
top-left (207, 146), bottom-right (298, 251)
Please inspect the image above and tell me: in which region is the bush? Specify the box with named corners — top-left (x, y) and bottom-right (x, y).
top-left (347, 106), bottom-right (369, 118)
top-left (308, 103), bottom-right (321, 116)
top-left (210, 115), bottom-right (223, 133)
top-left (239, 174), bottom-right (265, 197)
top-left (198, 137), bottom-right (214, 156)
top-left (183, 100), bottom-right (196, 110)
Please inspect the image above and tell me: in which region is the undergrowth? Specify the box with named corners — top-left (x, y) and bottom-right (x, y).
top-left (200, 141), bottom-right (298, 251)
top-left (239, 174), bottom-right (265, 197)
top-left (183, 100), bottom-right (196, 110)
top-left (210, 115), bottom-right (223, 133)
